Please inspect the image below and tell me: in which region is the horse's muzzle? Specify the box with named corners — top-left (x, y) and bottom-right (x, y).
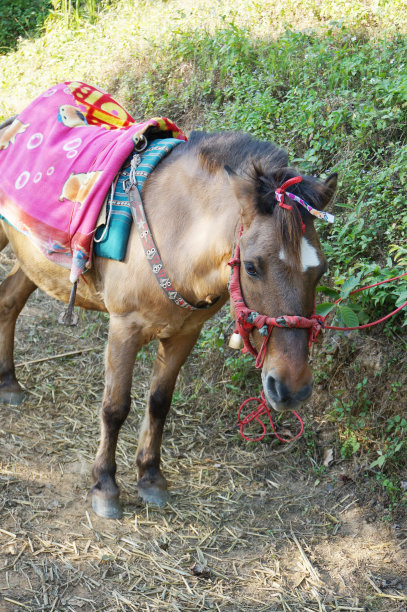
top-left (263, 373), bottom-right (313, 411)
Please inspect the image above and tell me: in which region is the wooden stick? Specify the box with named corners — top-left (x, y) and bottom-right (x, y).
top-left (16, 347), bottom-right (97, 368)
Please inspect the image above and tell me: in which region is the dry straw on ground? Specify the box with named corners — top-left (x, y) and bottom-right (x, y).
top-left (0, 248), bottom-right (406, 611)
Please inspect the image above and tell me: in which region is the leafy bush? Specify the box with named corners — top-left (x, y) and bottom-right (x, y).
top-left (0, 0), bottom-right (52, 52)
top-left (153, 21), bottom-right (407, 326)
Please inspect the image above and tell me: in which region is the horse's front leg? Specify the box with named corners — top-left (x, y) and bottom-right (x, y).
top-left (136, 327), bottom-right (202, 506)
top-left (91, 314), bottom-right (142, 519)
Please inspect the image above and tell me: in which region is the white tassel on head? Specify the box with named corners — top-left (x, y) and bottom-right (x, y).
top-left (229, 332), bottom-right (244, 350)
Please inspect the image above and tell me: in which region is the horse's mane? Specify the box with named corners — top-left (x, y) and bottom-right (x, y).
top-left (169, 131), bottom-right (326, 265)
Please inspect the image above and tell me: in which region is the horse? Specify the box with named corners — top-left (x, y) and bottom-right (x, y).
top-left (0, 121), bottom-right (337, 519)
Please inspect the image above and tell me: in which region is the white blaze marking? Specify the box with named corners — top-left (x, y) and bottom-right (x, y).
top-left (301, 237), bottom-right (320, 271)
top-left (279, 238), bottom-right (320, 272)
top-left (279, 248), bottom-right (286, 263)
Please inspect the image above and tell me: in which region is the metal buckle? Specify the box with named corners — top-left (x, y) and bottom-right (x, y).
top-left (134, 134), bottom-right (148, 152)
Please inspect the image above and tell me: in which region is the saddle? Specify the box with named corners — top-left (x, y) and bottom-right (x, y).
top-left (0, 81), bottom-right (186, 283)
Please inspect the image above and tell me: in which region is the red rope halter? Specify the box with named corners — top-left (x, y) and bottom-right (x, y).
top-left (228, 175), bottom-right (407, 443)
top-left (228, 226), bottom-right (323, 370)
top-left (228, 221), bottom-right (322, 443)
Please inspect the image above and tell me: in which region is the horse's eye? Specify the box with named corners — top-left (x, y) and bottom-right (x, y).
top-left (244, 262), bottom-right (259, 278)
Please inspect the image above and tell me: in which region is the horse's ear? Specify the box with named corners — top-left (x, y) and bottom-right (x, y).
top-left (225, 165), bottom-right (256, 228)
top-left (320, 173), bottom-right (338, 210)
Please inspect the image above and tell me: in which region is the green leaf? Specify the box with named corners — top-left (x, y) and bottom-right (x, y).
top-left (316, 285), bottom-right (340, 298)
top-left (340, 273), bottom-right (362, 298)
top-left (337, 305), bottom-right (359, 328)
top-left (315, 302), bottom-right (336, 317)
top-left (370, 455), bottom-right (386, 469)
top-left (356, 308), bottom-right (369, 324)
top-left (395, 291), bottom-right (407, 308)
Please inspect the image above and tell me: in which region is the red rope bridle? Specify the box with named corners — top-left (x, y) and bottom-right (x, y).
top-left (228, 224), bottom-right (321, 443)
top-left (228, 226), bottom-right (324, 370)
top-left (229, 176), bottom-right (407, 443)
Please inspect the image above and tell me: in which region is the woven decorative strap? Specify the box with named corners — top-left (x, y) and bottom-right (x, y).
top-left (128, 184), bottom-right (198, 311)
top-left (124, 138), bottom-right (220, 311)
top-left (275, 176), bottom-right (335, 223)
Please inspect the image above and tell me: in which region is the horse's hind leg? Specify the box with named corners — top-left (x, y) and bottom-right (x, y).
top-left (136, 327), bottom-right (202, 506)
top-left (0, 263), bottom-right (37, 404)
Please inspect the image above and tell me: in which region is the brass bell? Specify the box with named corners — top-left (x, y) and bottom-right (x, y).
top-left (228, 332), bottom-right (244, 350)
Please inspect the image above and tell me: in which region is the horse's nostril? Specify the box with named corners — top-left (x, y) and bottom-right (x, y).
top-left (267, 375), bottom-right (278, 400)
top-left (266, 375), bottom-right (312, 406)
top-left (267, 376), bottom-right (290, 403)
top-left (297, 382), bottom-right (313, 402)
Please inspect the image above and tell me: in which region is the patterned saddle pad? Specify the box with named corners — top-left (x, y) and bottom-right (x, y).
top-left (94, 138), bottom-right (182, 261)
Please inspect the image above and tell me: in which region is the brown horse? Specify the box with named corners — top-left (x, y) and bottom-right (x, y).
top-left (0, 126), bottom-right (337, 518)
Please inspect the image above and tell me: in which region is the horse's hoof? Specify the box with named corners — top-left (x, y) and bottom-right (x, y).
top-left (0, 389), bottom-right (25, 406)
top-left (137, 484), bottom-right (169, 507)
top-left (91, 495), bottom-right (123, 519)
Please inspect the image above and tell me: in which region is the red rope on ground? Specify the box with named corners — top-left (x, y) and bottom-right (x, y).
top-left (238, 391), bottom-right (304, 443)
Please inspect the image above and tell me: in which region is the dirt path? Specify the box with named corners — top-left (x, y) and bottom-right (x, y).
top-left (0, 251), bottom-right (406, 611)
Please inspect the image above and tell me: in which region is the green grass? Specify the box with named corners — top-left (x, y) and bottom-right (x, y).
top-left (0, 0), bottom-right (406, 509)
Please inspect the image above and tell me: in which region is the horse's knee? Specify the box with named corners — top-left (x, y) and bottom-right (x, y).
top-left (101, 396), bottom-right (131, 430)
top-left (149, 386), bottom-right (171, 420)
top-left (0, 295), bottom-right (19, 319)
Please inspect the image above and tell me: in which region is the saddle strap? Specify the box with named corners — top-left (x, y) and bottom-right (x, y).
top-left (128, 184), bottom-right (199, 311)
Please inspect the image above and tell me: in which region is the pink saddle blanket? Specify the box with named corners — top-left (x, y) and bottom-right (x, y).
top-left (0, 81), bottom-right (186, 282)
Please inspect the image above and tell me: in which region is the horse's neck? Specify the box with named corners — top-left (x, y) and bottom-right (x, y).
top-left (142, 149), bottom-right (239, 303)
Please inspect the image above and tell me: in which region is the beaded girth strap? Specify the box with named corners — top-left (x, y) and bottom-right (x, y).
top-left (126, 146), bottom-right (215, 311)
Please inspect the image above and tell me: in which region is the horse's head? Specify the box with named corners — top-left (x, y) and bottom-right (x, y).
top-left (228, 164), bottom-right (337, 412)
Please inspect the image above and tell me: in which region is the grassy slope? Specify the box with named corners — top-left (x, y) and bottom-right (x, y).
top-left (0, 0), bottom-right (406, 508)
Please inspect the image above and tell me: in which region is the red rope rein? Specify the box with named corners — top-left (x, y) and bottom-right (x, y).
top-left (238, 391), bottom-right (304, 443)
top-left (322, 272), bottom-right (407, 331)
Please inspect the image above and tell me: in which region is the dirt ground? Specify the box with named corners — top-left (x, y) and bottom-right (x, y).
top-left (0, 248), bottom-right (406, 612)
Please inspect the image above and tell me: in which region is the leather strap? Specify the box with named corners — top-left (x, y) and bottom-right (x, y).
top-left (128, 184), bottom-right (213, 311)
